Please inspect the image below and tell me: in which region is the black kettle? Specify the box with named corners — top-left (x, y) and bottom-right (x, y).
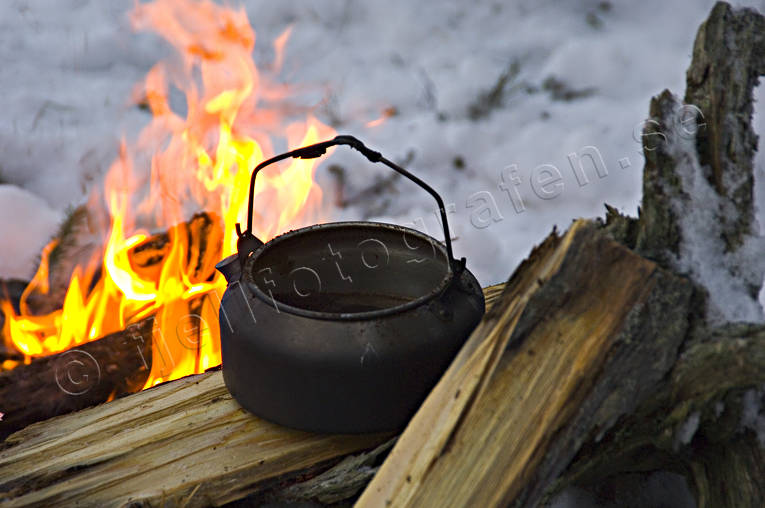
top-left (216, 135), bottom-right (485, 433)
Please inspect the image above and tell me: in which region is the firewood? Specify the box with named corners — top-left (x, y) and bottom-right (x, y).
top-left (0, 285), bottom-right (504, 507)
top-left (128, 211), bottom-right (223, 283)
top-left (0, 279), bottom-right (27, 363)
top-left (0, 367), bottom-right (391, 507)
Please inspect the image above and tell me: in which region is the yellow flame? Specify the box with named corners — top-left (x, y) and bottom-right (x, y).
top-left (0, 0), bottom-right (334, 390)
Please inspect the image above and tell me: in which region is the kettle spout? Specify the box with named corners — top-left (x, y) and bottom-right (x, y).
top-left (216, 232), bottom-right (264, 284)
top-left (215, 254), bottom-right (242, 284)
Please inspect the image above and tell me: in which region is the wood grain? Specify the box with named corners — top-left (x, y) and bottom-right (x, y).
top-left (0, 369), bottom-right (390, 507)
top-left (357, 220), bottom-right (693, 507)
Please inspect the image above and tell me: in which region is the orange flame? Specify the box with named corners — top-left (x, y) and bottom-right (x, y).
top-left (1, 0), bottom-right (334, 388)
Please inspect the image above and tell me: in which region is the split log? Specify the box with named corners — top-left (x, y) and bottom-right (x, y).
top-left (359, 3), bottom-right (765, 507)
top-left (559, 323), bottom-right (765, 507)
top-left (0, 369), bottom-right (392, 507)
top-left (0, 318), bottom-right (152, 441)
top-left (357, 220), bottom-right (695, 507)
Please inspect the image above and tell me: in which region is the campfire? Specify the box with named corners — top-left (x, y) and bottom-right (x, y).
top-left (1, 0), bottom-right (333, 391)
top-left (1, 2), bottom-right (765, 507)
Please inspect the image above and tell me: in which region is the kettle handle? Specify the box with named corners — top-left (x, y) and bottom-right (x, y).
top-left (238, 135), bottom-right (460, 269)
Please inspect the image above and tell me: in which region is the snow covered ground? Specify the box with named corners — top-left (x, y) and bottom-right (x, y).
top-left (1, 0), bottom-right (764, 290)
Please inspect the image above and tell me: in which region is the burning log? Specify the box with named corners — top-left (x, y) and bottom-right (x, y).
top-left (0, 208), bottom-right (223, 361)
top-left (0, 211), bottom-right (223, 440)
top-left (127, 211), bottom-right (223, 283)
top-left (0, 279), bottom-right (26, 364)
top-left (0, 318), bottom-right (152, 441)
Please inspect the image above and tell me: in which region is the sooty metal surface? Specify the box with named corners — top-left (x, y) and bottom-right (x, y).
top-left (217, 135), bottom-right (485, 433)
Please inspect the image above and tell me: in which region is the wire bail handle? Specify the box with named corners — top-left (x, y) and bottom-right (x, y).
top-left (238, 135), bottom-right (461, 270)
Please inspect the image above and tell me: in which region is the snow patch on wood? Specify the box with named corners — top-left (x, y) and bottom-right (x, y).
top-left (675, 410), bottom-right (700, 448)
top-left (662, 94), bottom-right (765, 324)
top-left (741, 385), bottom-right (765, 447)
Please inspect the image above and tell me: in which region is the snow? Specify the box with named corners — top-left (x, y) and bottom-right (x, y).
top-left (0, 185), bottom-right (60, 279)
top-left (0, 0), bottom-right (764, 295)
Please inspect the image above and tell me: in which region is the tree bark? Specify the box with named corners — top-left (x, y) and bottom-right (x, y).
top-left (551, 323), bottom-right (765, 507)
top-left (635, 2), bottom-right (765, 322)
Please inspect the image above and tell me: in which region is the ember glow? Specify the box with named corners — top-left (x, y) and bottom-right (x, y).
top-left (1, 0), bottom-right (333, 387)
